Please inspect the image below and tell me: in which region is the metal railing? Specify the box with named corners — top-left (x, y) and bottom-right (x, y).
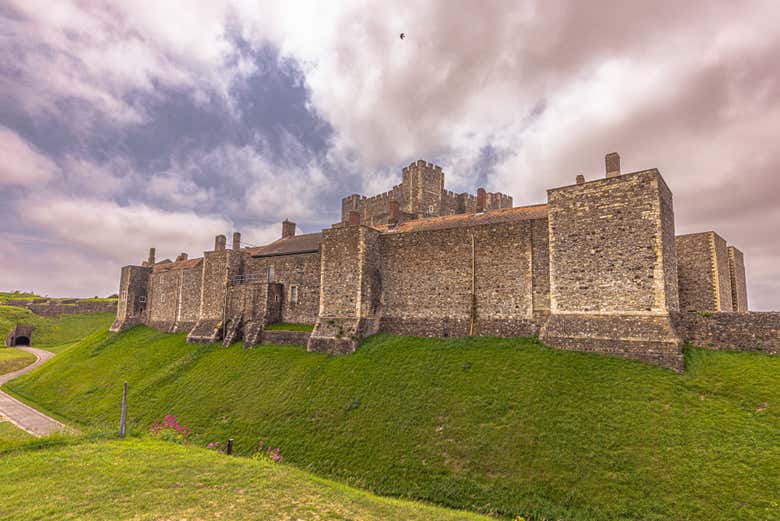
top-left (230, 273), bottom-right (268, 285)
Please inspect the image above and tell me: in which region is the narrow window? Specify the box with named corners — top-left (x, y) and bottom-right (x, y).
top-left (138, 295), bottom-right (146, 303)
top-left (290, 285), bottom-right (299, 305)
top-left (160, 293), bottom-right (165, 304)
top-left (268, 265), bottom-right (275, 283)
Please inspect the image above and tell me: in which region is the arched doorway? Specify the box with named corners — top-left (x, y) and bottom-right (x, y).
top-left (14, 336), bottom-right (30, 346)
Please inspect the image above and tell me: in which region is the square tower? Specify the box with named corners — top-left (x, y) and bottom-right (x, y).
top-left (541, 162), bottom-right (683, 370)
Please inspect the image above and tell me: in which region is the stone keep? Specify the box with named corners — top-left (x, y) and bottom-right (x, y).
top-left (111, 154), bottom-right (772, 370)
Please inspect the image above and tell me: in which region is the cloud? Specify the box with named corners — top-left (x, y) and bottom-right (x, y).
top-left (1, 1), bottom-right (779, 310)
top-left (20, 196), bottom-right (233, 264)
top-left (0, 126), bottom-right (59, 186)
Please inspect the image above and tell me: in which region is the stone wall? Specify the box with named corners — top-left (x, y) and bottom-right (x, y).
top-left (147, 269), bottom-right (180, 331)
top-left (110, 265), bottom-right (151, 332)
top-left (307, 225), bottom-right (382, 354)
top-left (531, 218), bottom-right (550, 312)
top-left (187, 250), bottom-right (242, 343)
top-left (673, 311), bottom-right (780, 354)
top-left (173, 267), bottom-right (203, 332)
top-left (378, 219), bottom-right (542, 338)
top-left (676, 232), bottom-right (733, 312)
top-left (728, 246), bottom-right (748, 312)
top-left (542, 170), bottom-right (683, 370)
top-left (21, 300), bottom-right (117, 317)
top-left (245, 252), bottom-right (320, 325)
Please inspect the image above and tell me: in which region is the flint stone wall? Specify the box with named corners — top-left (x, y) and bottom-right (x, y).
top-left (245, 252), bottom-right (320, 325)
top-left (378, 219), bottom-right (545, 338)
top-left (673, 311), bottom-right (780, 354)
top-left (728, 247), bottom-right (748, 312)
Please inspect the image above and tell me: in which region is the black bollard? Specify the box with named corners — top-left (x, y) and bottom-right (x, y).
top-left (227, 438), bottom-right (233, 455)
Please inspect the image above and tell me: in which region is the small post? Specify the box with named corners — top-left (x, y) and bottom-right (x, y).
top-left (119, 381), bottom-right (128, 438)
top-left (227, 438), bottom-right (234, 455)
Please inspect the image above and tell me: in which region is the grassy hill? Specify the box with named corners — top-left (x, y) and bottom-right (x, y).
top-left (0, 438), bottom-right (488, 521)
top-left (0, 348), bottom-right (36, 376)
top-left (0, 306), bottom-right (114, 353)
top-left (5, 326), bottom-right (778, 520)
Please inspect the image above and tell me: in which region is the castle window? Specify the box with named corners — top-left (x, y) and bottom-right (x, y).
top-left (160, 293), bottom-right (165, 304)
top-left (138, 295), bottom-right (146, 303)
top-left (268, 265), bottom-right (275, 283)
top-left (289, 285), bottom-right (299, 305)
top-left (428, 204), bottom-right (435, 214)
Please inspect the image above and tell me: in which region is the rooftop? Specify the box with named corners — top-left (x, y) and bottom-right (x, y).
top-left (246, 232), bottom-right (322, 258)
top-left (379, 204), bottom-right (549, 233)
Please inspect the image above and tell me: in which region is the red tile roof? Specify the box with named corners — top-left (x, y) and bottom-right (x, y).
top-left (153, 257), bottom-right (203, 273)
top-left (245, 232), bottom-right (322, 258)
top-left (380, 204), bottom-right (548, 233)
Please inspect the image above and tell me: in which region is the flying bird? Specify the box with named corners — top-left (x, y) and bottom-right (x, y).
top-left (400, 33), bottom-right (405, 40)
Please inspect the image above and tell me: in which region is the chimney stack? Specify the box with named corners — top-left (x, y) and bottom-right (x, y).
top-left (282, 219), bottom-right (296, 239)
top-left (576, 174), bottom-right (585, 185)
top-left (476, 188), bottom-right (486, 213)
top-left (215, 234), bottom-right (226, 251)
top-left (147, 247), bottom-right (156, 266)
top-left (606, 152), bottom-right (621, 178)
top-left (232, 232), bottom-right (241, 251)
top-left (176, 252), bottom-right (188, 262)
top-left (388, 200), bottom-right (400, 224)
top-left (348, 211), bottom-right (361, 226)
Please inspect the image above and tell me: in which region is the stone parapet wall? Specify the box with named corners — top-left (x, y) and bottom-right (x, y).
top-left (673, 311), bottom-right (780, 354)
top-left (541, 313), bottom-right (684, 370)
top-left (3, 300), bottom-right (117, 318)
top-left (22, 300), bottom-right (117, 317)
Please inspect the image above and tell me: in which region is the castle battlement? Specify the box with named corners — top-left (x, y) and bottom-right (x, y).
top-left (111, 152), bottom-right (777, 370)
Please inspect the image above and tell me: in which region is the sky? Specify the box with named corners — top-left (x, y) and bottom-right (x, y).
top-left (0, 1), bottom-right (778, 310)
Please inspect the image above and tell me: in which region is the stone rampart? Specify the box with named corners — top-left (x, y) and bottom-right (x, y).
top-left (673, 311), bottom-right (780, 354)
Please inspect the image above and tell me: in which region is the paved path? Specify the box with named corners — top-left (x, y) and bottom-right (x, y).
top-left (0, 347), bottom-right (71, 436)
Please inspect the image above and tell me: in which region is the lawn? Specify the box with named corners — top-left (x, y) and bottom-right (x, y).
top-left (0, 421), bottom-right (33, 450)
top-left (5, 326), bottom-right (778, 520)
top-left (0, 437), bottom-right (489, 521)
top-left (0, 306), bottom-right (114, 353)
top-left (0, 348), bottom-right (36, 376)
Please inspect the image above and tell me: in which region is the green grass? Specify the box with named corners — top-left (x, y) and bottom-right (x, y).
top-left (0, 348), bottom-right (36, 376)
top-left (0, 292), bottom-right (41, 303)
top-left (0, 438), bottom-right (488, 521)
top-left (0, 306), bottom-right (114, 353)
top-left (264, 322), bottom-right (315, 332)
top-left (5, 327), bottom-right (780, 520)
top-left (0, 421), bottom-right (33, 450)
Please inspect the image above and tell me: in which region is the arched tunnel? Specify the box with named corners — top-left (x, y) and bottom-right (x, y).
top-left (13, 336), bottom-right (30, 346)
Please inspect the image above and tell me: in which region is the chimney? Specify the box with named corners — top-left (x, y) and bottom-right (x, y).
top-left (176, 252), bottom-right (188, 262)
top-left (606, 152), bottom-right (621, 178)
top-left (348, 210), bottom-right (361, 226)
top-left (576, 174), bottom-right (585, 185)
top-left (388, 200), bottom-right (400, 224)
top-left (215, 234), bottom-right (226, 251)
top-left (476, 188), bottom-right (486, 213)
top-left (147, 248), bottom-right (156, 266)
top-left (232, 232), bottom-right (241, 251)
top-left (282, 219), bottom-right (296, 239)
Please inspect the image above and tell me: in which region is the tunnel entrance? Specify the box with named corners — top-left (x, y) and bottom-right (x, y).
top-left (5, 323), bottom-right (34, 347)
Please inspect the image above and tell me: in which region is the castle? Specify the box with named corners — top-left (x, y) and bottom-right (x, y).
top-left (111, 154), bottom-right (779, 370)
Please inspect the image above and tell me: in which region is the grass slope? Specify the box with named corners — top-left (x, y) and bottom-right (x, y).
top-left (0, 421), bottom-right (33, 450)
top-left (0, 438), bottom-right (487, 521)
top-left (0, 348), bottom-right (36, 375)
top-left (6, 327), bottom-right (780, 520)
top-left (0, 306), bottom-right (114, 353)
